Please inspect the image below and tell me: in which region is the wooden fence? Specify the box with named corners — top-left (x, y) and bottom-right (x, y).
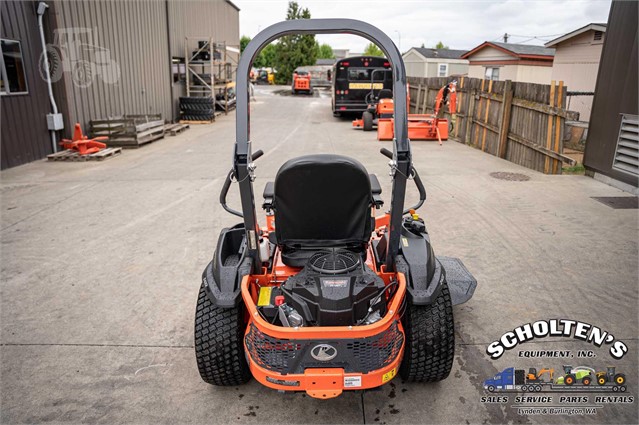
top-left (407, 77), bottom-right (579, 174)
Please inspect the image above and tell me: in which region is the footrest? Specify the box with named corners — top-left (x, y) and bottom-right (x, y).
top-left (304, 368), bottom-right (344, 399)
top-left (437, 256), bottom-right (477, 306)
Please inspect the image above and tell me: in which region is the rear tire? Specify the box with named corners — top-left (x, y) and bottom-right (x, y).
top-left (194, 255), bottom-right (251, 386)
top-left (582, 376), bottom-right (592, 386)
top-left (362, 111), bottom-right (374, 131)
top-left (565, 374), bottom-right (576, 386)
top-left (614, 373), bottom-right (626, 386)
top-left (399, 283), bottom-right (455, 382)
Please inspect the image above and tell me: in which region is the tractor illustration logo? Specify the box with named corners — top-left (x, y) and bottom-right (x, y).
top-left (483, 365), bottom-right (628, 393)
top-left (39, 27), bottom-right (120, 88)
top-left (311, 344), bottom-right (337, 361)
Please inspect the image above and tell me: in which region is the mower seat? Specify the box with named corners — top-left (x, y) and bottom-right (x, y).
top-left (263, 174), bottom-right (382, 212)
top-left (270, 154), bottom-right (377, 267)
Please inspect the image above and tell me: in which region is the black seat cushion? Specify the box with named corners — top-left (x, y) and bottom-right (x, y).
top-left (273, 154), bottom-right (373, 248)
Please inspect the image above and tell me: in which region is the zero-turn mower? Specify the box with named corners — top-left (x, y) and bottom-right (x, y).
top-left (195, 19), bottom-right (476, 399)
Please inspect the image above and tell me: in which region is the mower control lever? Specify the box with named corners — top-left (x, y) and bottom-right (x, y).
top-left (379, 148), bottom-right (427, 213)
top-left (251, 150), bottom-right (264, 161)
top-left (220, 150), bottom-right (265, 218)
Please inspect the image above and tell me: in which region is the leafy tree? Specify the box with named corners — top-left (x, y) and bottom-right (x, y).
top-left (363, 42), bottom-right (384, 57)
top-left (317, 42), bottom-right (335, 59)
top-left (420, 43), bottom-right (425, 48)
top-left (240, 35), bottom-right (251, 53)
top-left (273, 1), bottom-right (318, 84)
top-left (254, 43), bottom-right (277, 68)
top-left (434, 41), bottom-right (449, 49)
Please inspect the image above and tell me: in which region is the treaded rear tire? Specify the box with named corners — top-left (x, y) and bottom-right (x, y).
top-left (194, 255), bottom-right (251, 386)
top-left (399, 282), bottom-right (455, 382)
top-left (362, 111), bottom-right (374, 131)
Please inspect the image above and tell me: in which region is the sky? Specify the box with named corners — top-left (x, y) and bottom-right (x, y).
top-left (232, 0), bottom-right (612, 53)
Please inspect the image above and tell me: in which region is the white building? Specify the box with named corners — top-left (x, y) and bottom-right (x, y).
top-left (545, 23), bottom-right (606, 122)
top-left (462, 42), bottom-right (555, 84)
top-left (402, 47), bottom-right (469, 78)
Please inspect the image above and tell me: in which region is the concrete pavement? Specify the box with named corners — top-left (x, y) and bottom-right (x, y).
top-left (1, 85), bottom-right (637, 424)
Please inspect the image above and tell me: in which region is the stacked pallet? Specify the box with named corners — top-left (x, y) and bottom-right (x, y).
top-left (89, 114), bottom-right (165, 148)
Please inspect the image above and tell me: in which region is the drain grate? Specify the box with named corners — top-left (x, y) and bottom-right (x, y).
top-left (490, 172), bottom-right (530, 181)
top-left (591, 196), bottom-right (639, 209)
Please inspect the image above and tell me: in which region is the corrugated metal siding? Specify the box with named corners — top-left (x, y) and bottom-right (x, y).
top-left (584, 0), bottom-right (639, 186)
top-left (167, 0), bottom-right (239, 118)
top-left (1, 1), bottom-right (58, 169)
top-left (52, 0), bottom-right (172, 128)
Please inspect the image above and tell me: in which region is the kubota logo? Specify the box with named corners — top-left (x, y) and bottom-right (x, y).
top-left (311, 344), bottom-right (337, 361)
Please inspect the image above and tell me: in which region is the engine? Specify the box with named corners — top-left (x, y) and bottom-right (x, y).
top-left (256, 250), bottom-right (388, 327)
top-left (277, 250), bottom-right (386, 327)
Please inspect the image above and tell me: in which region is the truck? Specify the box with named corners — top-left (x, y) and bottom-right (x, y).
top-left (483, 367), bottom-right (628, 393)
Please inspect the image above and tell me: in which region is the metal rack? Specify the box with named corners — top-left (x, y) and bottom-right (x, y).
top-left (185, 37), bottom-right (238, 115)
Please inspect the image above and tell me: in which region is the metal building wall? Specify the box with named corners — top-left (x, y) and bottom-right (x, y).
top-left (584, 0), bottom-right (638, 186)
top-left (52, 0), bottom-right (173, 129)
top-left (167, 0), bottom-right (240, 118)
top-left (1, 1), bottom-right (59, 169)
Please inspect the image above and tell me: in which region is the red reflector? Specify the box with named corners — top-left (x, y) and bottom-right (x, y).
top-left (275, 295), bottom-right (285, 306)
top-left (340, 107), bottom-right (346, 110)
top-left (384, 62), bottom-right (390, 66)
top-left (342, 62), bottom-right (349, 66)
top-left (345, 90), bottom-right (349, 95)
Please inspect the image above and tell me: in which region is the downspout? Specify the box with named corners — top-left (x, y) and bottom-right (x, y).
top-left (37, 1), bottom-right (59, 153)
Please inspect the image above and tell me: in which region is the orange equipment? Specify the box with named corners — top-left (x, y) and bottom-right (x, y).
top-left (292, 70), bottom-right (312, 94)
top-left (527, 368), bottom-right (554, 383)
top-left (60, 123), bottom-right (107, 155)
top-left (376, 81), bottom-right (457, 145)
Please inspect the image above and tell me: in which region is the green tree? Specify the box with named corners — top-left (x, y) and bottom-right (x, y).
top-left (317, 42), bottom-right (335, 59)
top-left (273, 1), bottom-right (318, 84)
top-left (434, 41), bottom-right (449, 49)
top-left (254, 43), bottom-right (277, 68)
top-left (363, 42), bottom-right (384, 57)
top-left (240, 35), bottom-right (251, 53)
top-left (420, 42), bottom-right (425, 48)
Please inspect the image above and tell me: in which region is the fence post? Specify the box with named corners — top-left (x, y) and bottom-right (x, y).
top-left (552, 81), bottom-right (564, 174)
top-left (497, 80), bottom-right (513, 158)
top-left (544, 81), bottom-right (556, 174)
top-left (465, 89), bottom-right (476, 145)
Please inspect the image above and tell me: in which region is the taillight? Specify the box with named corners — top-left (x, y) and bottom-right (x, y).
top-left (345, 90), bottom-right (349, 95)
top-left (342, 62), bottom-right (349, 66)
top-left (340, 106), bottom-right (346, 110)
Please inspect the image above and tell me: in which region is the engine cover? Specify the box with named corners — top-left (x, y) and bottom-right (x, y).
top-left (281, 250), bottom-right (386, 326)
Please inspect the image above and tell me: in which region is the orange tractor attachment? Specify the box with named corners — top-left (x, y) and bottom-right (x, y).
top-left (60, 123), bottom-right (107, 155)
top-left (355, 81), bottom-right (457, 145)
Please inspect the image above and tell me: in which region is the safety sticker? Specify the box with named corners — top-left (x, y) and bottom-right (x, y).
top-left (344, 376), bottom-right (362, 388)
top-left (382, 368), bottom-right (396, 383)
top-left (257, 286), bottom-right (273, 306)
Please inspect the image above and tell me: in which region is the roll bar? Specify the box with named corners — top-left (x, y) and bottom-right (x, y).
top-left (233, 19), bottom-right (413, 272)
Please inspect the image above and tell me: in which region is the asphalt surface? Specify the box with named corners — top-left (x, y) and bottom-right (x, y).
top-left (1, 85), bottom-right (637, 424)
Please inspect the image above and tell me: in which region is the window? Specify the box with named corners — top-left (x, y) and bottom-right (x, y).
top-left (438, 63), bottom-right (448, 77)
top-left (1, 39), bottom-right (28, 95)
top-left (484, 67), bottom-right (500, 81)
top-left (347, 68), bottom-right (387, 82)
top-left (172, 57), bottom-right (185, 83)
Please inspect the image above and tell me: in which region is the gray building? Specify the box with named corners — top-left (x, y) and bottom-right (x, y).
top-left (1, 0), bottom-right (239, 169)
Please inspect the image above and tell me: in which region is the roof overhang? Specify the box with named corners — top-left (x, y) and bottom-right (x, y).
top-left (545, 23), bottom-right (607, 47)
top-left (462, 41), bottom-right (554, 61)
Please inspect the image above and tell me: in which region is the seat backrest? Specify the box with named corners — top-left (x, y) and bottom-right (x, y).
top-left (273, 154), bottom-right (373, 248)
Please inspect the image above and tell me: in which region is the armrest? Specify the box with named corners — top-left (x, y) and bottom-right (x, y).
top-left (262, 181), bottom-right (274, 211)
top-left (369, 174), bottom-right (384, 209)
